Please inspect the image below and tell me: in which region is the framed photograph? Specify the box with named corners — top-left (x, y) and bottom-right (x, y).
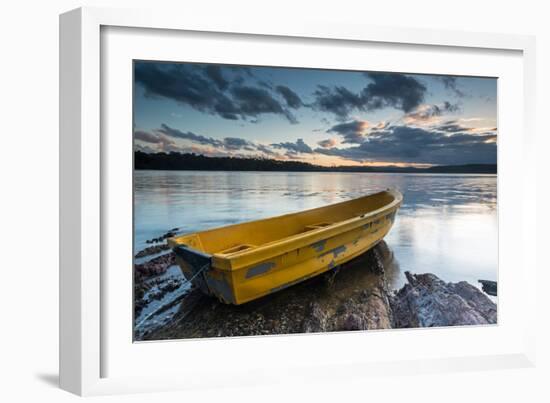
top-left (60, 7), bottom-right (537, 396)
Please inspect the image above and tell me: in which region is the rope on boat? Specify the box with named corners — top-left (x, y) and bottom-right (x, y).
top-left (135, 262), bottom-right (210, 331)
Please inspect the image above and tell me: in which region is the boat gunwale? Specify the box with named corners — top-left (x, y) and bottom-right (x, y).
top-left (170, 189), bottom-right (402, 270)
top-left (218, 194), bottom-right (401, 269)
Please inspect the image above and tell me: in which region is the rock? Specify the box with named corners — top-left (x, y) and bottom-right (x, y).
top-left (390, 272), bottom-right (497, 328)
top-left (478, 280), bottom-right (497, 296)
top-left (133, 252), bottom-right (180, 319)
top-left (302, 302), bottom-right (329, 333)
top-left (342, 313), bottom-right (366, 331)
top-left (134, 252), bottom-right (176, 282)
top-left (142, 242), bottom-right (396, 340)
top-left (145, 229), bottom-right (180, 244)
top-left (135, 243), bottom-right (170, 258)
top-left (139, 242), bottom-right (498, 341)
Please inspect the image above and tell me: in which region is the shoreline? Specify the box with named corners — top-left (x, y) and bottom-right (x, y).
top-left (133, 238), bottom-right (497, 341)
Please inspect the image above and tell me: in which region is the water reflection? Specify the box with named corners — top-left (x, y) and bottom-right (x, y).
top-left (134, 171), bottom-right (497, 291)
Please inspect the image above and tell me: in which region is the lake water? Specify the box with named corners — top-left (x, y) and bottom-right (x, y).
top-left (134, 170), bottom-right (497, 292)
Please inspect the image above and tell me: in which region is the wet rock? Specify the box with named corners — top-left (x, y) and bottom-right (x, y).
top-left (139, 242), bottom-right (497, 341)
top-left (390, 272), bottom-right (497, 328)
top-left (302, 302), bottom-right (330, 332)
top-left (342, 313), bottom-right (366, 331)
top-left (134, 252), bottom-right (176, 282)
top-left (145, 228), bottom-right (180, 244)
top-left (143, 243), bottom-right (395, 340)
top-left (135, 243), bottom-right (170, 258)
top-left (478, 280), bottom-right (497, 296)
top-left (133, 251), bottom-right (181, 318)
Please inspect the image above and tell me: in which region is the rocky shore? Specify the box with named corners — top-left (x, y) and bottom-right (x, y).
top-left (135, 239), bottom-right (497, 341)
top-left (391, 272), bottom-right (497, 328)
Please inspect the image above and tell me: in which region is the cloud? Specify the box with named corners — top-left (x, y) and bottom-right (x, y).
top-left (139, 124), bottom-right (284, 158)
top-left (135, 62), bottom-right (297, 123)
top-left (317, 138), bottom-right (339, 148)
top-left (256, 144), bottom-right (277, 155)
top-left (137, 122), bottom-right (496, 165)
top-left (327, 120), bottom-right (370, 144)
top-left (362, 72), bottom-right (427, 113)
top-left (158, 124), bottom-right (262, 152)
top-left (157, 124), bottom-right (223, 147)
top-left (223, 137), bottom-right (253, 150)
top-left (312, 73), bottom-right (427, 120)
top-left (373, 121), bottom-right (390, 130)
top-left (134, 143), bottom-right (157, 153)
top-left (230, 86), bottom-right (298, 124)
top-left (204, 65), bottom-right (229, 91)
top-left (433, 120), bottom-right (497, 136)
top-left (439, 76), bottom-right (465, 98)
top-left (134, 130), bottom-right (162, 143)
top-left (404, 101), bottom-right (460, 125)
top-left (134, 128), bottom-right (180, 152)
top-left (435, 122), bottom-right (468, 133)
top-left (257, 80), bottom-right (273, 89)
top-left (312, 85), bottom-right (365, 120)
top-left (275, 85), bottom-right (304, 109)
top-left (135, 62), bottom-right (238, 119)
top-left (271, 138), bottom-right (313, 154)
top-left (315, 125), bottom-right (496, 165)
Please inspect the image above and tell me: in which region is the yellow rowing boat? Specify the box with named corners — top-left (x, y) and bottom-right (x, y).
top-left (168, 189), bottom-right (402, 304)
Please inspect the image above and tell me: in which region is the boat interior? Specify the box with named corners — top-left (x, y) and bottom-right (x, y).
top-left (173, 190), bottom-right (398, 256)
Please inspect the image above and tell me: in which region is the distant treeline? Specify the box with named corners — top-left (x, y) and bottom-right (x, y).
top-left (134, 151), bottom-right (497, 174)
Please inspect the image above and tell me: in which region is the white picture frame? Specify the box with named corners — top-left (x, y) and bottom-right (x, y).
top-left (59, 6), bottom-right (537, 396)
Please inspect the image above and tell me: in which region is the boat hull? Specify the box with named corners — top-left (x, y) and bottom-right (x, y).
top-left (169, 189), bottom-right (402, 305)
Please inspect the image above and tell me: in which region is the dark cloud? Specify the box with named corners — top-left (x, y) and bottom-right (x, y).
top-left (405, 101), bottom-right (461, 122)
top-left (327, 120), bottom-right (368, 144)
top-left (149, 124), bottom-right (279, 157)
top-left (158, 124), bottom-right (223, 147)
top-left (230, 86), bottom-right (297, 124)
top-left (372, 121), bottom-right (390, 131)
top-left (312, 73), bottom-right (427, 120)
top-left (271, 138), bottom-right (313, 154)
top-left (204, 65), bottom-right (229, 91)
top-left (257, 80), bottom-right (273, 89)
top-left (134, 143), bottom-right (157, 153)
top-left (256, 144), bottom-right (277, 155)
top-left (435, 122), bottom-right (469, 133)
top-left (315, 125), bottom-right (496, 165)
top-left (442, 101), bottom-right (460, 112)
top-left (439, 76), bottom-right (465, 98)
top-left (275, 85), bottom-right (303, 109)
top-left (134, 129), bottom-right (179, 152)
top-left (135, 63), bottom-right (240, 120)
top-left (317, 138), bottom-right (338, 148)
top-left (223, 137), bottom-right (253, 150)
top-left (134, 62), bottom-right (297, 123)
top-left (362, 73), bottom-right (427, 113)
top-left (134, 130), bottom-right (162, 143)
top-left (313, 85), bottom-right (365, 120)
top-left (432, 120), bottom-right (497, 135)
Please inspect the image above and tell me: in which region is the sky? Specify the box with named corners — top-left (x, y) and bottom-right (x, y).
top-left (133, 61), bottom-right (497, 167)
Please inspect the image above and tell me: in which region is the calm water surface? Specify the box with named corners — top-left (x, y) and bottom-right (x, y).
top-left (134, 170), bottom-right (497, 291)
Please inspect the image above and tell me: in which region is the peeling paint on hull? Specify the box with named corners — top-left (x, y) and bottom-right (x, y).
top-left (245, 262), bottom-right (276, 279)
